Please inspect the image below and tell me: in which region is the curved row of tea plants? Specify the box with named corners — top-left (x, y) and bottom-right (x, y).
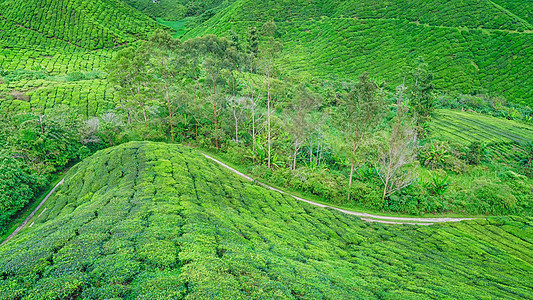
top-left (0, 0), bottom-right (163, 50)
top-left (186, 1), bottom-right (533, 104)
top-left (201, 0), bottom-right (532, 31)
top-left (431, 109), bottom-right (533, 145)
top-left (0, 141), bottom-right (531, 299)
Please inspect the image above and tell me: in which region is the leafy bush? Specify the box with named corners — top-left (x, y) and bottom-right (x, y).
top-left (464, 141), bottom-right (487, 165)
top-left (0, 152), bottom-right (46, 231)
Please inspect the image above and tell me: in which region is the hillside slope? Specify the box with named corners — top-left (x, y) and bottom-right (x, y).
top-left (185, 0), bottom-right (533, 104)
top-left (0, 0), bottom-right (164, 117)
top-left (0, 142), bottom-right (531, 299)
top-left (0, 0), bottom-right (163, 50)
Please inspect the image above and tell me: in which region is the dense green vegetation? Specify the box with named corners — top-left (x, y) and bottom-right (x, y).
top-left (0, 1), bottom-right (532, 298)
top-left (0, 0), bottom-right (162, 50)
top-left (185, 0), bottom-right (533, 105)
top-left (120, 0), bottom-right (236, 22)
top-left (0, 106), bottom-right (110, 231)
top-left (432, 109), bottom-right (533, 145)
top-left (0, 142), bottom-right (531, 299)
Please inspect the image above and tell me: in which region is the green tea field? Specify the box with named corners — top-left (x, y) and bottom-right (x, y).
top-left (185, 0), bottom-right (533, 105)
top-left (0, 142), bottom-right (531, 299)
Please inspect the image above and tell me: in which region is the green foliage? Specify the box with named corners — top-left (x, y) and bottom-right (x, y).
top-left (0, 0), bottom-right (163, 50)
top-left (0, 153), bottom-right (46, 231)
top-left (465, 141), bottom-right (487, 165)
top-left (186, 0), bottom-right (533, 104)
top-left (422, 172), bottom-right (450, 197)
top-left (121, 0), bottom-right (236, 21)
top-left (418, 141), bottom-right (451, 169)
top-left (518, 141), bottom-right (533, 177)
top-left (0, 142), bottom-right (532, 299)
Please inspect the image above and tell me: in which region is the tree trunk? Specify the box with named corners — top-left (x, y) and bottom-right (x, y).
top-left (347, 133), bottom-right (358, 202)
top-left (309, 143), bottom-right (313, 166)
top-left (234, 109), bottom-right (238, 142)
top-left (249, 71), bottom-right (256, 162)
top-left (165, 80), bottom-right (174, 142)
top-left (267, 64), bottom-right (272, 169)
top-left (141, 103), bottom-right (147, 125)
top-left (382, 178), bottom-right (389, 203)
top-left (293, 143), bottom-right (298, 171)
top-left (213, 102), bottom-right (219, 149)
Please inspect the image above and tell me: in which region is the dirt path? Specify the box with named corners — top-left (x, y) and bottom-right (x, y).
top-left (0, 178), bottom-right (65, 247)
top-left (203, 154), bottom-right (477, 225)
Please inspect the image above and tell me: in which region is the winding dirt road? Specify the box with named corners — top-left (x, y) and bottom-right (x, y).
top-left (0, 178), bottom-right (65, 247)
top-left (203, 154), bottom-right (477, 226)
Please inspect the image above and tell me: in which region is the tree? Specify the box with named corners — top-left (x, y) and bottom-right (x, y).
top-left (288, 84), bottom-right (319, 170)
top-left (246, 26), bottom-right (260, 160)
top-left (0, 151), bottom-right (46, 232)
top-left (147, 29), bottom-right (182, 142)
top-left (108, 47), bottom-right (152, 125)
top-left (377, 84), bottom-right (418, 202)
top-left (410, 58), bottom-right (435, 138)
top-left (339, 73), bottom-right (385, 201)
top-left (184, 35), bottom-right (241, 148)
top-left (261, 21), bottom-right (282, 168)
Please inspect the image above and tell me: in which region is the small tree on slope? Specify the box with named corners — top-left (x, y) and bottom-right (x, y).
top-left (377, 83), bottom-right (418, 202)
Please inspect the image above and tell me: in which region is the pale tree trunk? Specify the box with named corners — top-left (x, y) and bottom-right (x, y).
top-left (141, 104), bottom-right (147, 125)
top-left (249, 71), bottom-right (256, 161)
top-left (382, 178), bottom-right (389, 203)
top-left (309, 142), bottom-right (313, 165)
top-left (267, 61), bottom-right (272, 169)
top-left (293, 142), bottom-right (299, 171)
top-left (347, 132), bottom-right (362, 202)
top-left (164, 79), bottom-right (174, 142)
top-left (212, 79), bottom-right (219, 149)
top-left (234, 109), bottom-right (239, 142)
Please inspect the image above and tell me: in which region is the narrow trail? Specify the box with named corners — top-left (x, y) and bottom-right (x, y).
top-left (0, 178), bottom-right (65, 247)
top-left (203, 154), bottom-right (477, 226)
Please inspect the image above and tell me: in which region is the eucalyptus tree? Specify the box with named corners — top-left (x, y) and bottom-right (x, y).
top-left (288, 84), bottom-right (319, 170)
top-left (108, 46), bottom-right (152, 125)
top-left (339, 73), bottom-right (385, 201)
top-left (182, 35), bottom-right (242, 148)
top-left (147, 29), bottom-right (182, 141)
top-left (247, 26), bottom-right (260, 156)
top-left (377, 83), bottom-right (417, 202)
top-left (261, 21), bottom-right (282, 168)
top-left (410, 58), bottom-right (435, 138)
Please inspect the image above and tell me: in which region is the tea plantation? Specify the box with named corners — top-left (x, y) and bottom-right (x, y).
top-left (185, 0), bottom-right (533, 105)
top-left (0, 142), bottom-right (531, 299)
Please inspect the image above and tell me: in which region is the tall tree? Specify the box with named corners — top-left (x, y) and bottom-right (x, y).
top-left (339, 73), bottom-right (385, 201)
top-left (410, 58), bottom-right (435, 138)
top-left (183, 35), bottom-right (240, 148)
top-left (147, 29), bottom-right (182, 142)
top-left (247, 26), bottom-right (260, 160)
top-left (261, 21), bottom-right (282, 168)
top-left (288, 84), bottom-right (319, 170)
top-left (108, 47), bottom-right (151, 125)
top-left (377, 83), bottom-right (418, 202)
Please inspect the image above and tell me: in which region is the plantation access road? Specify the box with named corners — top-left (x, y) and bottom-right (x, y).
top-left (0, 178), bottom-right (65, 247)
top-left (203, 154), bottom-right (477, 226)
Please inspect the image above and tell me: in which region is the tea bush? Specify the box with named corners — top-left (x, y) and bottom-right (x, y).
top-left (0, 142), bottom-right (531, 299)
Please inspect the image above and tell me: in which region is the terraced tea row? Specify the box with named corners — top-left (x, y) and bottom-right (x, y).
top-left (186, 1), bottom-right (533, 104)
top-left (0, 79), bottom-right (116, 117)
top-left (0, 0), bottom-right (163, 50)
top-left (431, 109), bottom-right (533, 144)
top-left (0, 142), bottom-right (531, 299)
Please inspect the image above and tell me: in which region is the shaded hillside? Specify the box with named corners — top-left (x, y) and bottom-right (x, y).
top-left (0, 0), bottom-right (163, 50)
top-left (119, 0), bottom-right (236, 21)
top-left (0, 142), bottom-right (531, 299)
top-left (185, 0), bottom-right (533, 104)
